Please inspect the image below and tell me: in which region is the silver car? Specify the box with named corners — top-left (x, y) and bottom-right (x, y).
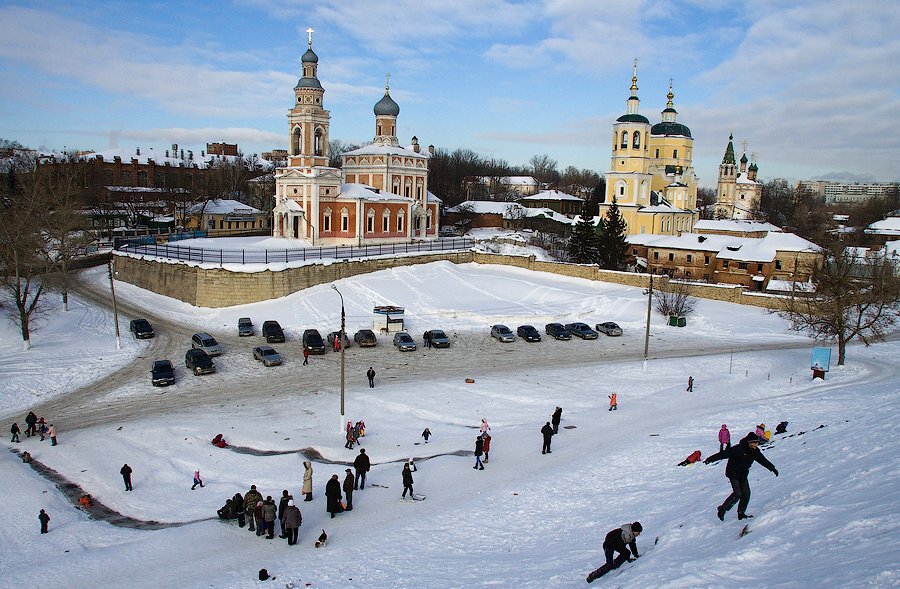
top-left (596, 322), bottom-right (623, 337)
top-left (253, 345), bottom-right (283, 367)
top-left (191, 332), bottom-right (222, 356)
top-left (393, 332), bottom-right (417, 351)
top-left (490, 324), bottom-right (515, 342)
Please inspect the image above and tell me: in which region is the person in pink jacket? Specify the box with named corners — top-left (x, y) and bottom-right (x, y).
top-left (718, 424), bottom-right (731, 452)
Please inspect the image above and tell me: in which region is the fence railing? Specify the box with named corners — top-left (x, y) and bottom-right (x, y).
top-left (116, 237), bottom-right (476, 264)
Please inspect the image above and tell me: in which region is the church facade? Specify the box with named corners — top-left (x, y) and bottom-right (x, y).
top-left (272, 32), bottom-right (440, 245)
top-left (599, 64), bottom-right (698, 236)
top-left (714, 135), bottom-right (762, 220)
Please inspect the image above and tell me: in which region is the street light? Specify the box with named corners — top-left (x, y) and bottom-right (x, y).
top-left (643, 272), bottom-right (654, 370)
top-left (108, 256), bottom-right (121, 350)
top-left (331, 284), bottom-right (346, 434)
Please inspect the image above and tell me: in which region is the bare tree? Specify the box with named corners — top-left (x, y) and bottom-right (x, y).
top-left (654, 279), bottom-right (698, 318)
top-left (779, 242), bottom-right (900, 365)
top-left (506, 204), bottom-right (526, 231)
top-left (528, 154), bottom-right (559, 186)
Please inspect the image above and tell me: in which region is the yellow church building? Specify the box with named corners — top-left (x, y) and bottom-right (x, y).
top-left (599, 63), bottom-right (698, 236)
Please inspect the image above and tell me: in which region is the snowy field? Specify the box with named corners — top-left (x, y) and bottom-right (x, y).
top-left (0, 262), bottom-right (898, 588)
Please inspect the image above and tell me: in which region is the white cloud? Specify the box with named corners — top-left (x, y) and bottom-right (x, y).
top-left (114, 127), bottom-right (284, 147)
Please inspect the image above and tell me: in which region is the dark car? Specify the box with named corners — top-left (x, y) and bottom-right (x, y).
top-left (129, 318), bottom-right (155, 339)
top-left (565, 322), bottom-right (599, 340)
top-left (424, 329), bottom-right (451, 348)
top-left (238, 317), bottom-right (254, 337)
top-left (302, 329), bottom-right (327, 354)
top-left (327, 331), bottom-right (352, 350)
top-left (545, 323), bottom-right (572, 340)
top-left (150, 360), bottom-right (175, 386)
top-left (393, 332), bottom-right (417, 351)
top-left (354, 329), bottom-right (377, 347)
top-left (253, 345), bottom-right (283, 367)
top-left (185, 349), bottom-right (215, 375)
top-left (517, 325), bottom-right (542, 342)
top-left (490, 324), bottom-right (515, 343)
top-left (262, 320), bottom-right (285, 343)
top-left (596, 322), bottom-right (623, 337)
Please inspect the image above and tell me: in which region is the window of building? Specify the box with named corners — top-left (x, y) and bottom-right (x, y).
top-left (632, 248), bottom-right (638, 255)
top-left (703, 274), bottom-right (709, 281)
top-left (620, 131), bottom-right (627, 148)
top-left (323, 207), bottom-right (332, 232)
top-left (687, 254), bottom-right (693, 263)
top-left (207, 220), bottom-right (215, 229)
top-left (655, 149), bottom-right (659, 158)
top-left (405, 181), bottom-right (411, 198)
top-left (315, 128), bottom-right (324, 156)
top-left (737, 262), bottom-right (748, 270)
top-left (366, 208), bottom-right (375, 233)
top-left (382, 209), bottom-right (390, 232)
top-left (632, 131), bottom-right (640, 149)
top-left (291, 127), bottom-right (300, 155)
top-left (775, 260), bottom-right (782, 270)
top-left (686, 271), bottom-right (692, 277)
top-left (757, 263), bottom-right (763, 272)
top-left (723, 260), bottom-right (730, 269)
top-left (653, 252), bottom-right (659, 260)
top-left (673, 149), bottom-right (678, 159)
top-left (426, 209), bottom-right (433, 229)
top-left (397, 210), bottom-right (405, 232)
top-left (704, 255), bottom-right (710, 266)
top-left (668, 253), bottom-right (674, 261)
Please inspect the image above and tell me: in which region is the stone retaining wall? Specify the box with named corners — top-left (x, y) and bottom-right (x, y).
top-left (113, 250), bottom-right (787, 311)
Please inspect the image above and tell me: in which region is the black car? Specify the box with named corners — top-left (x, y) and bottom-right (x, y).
top-left (545, 323), bottom-right (572, 340)
top-left (185, 348), bottom-right (215, 375)
top-left (565, 322), bottom-right (599, 340)
top-left (129, 318), bottom-right (155, 339)
top-left (302, 329), bottom-right (327, 354)
top-left (354, 329), bottom-right (377, 347)
top-left (238, 317), bottom-right (254, 337)
top-left (150, 360), bottom-right (175, 386)
top-left (262, 320), bottom-right (285, 343)
top-left (423, 329), bottom-right (451, 348)
top-left (517, 325), bottom-right (542, 342)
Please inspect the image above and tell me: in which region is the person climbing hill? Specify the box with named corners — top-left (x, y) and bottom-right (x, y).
top-left (705, 432), bottom-right (778, 521)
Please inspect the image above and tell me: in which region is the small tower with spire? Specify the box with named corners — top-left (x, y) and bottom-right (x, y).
top-left (373, 73), bottom-right (401, 147)
top-left (287, 27), bottom-right (330, 168)
top-left (606, 59), bottom-right (652, 208)
top-left (715, 134), bottom-right (738, 218)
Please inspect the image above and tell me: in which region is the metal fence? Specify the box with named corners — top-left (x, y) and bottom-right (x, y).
top-left (117, 237), bottom-right (476, 264)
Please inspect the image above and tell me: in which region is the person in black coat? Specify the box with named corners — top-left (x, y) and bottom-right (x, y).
top-left (120, 464), bottom-right (133, 491)
top-left (233, 492), bottom-right (246, 528)
top-left (39, 509), bottom-right (50, 533)
top-left (353, 448), bottom-right (370, 490)
top-left (10, 422), bottom-right (20, 443)
top-left (325, 474), bottom-right (343, 518)
top-left (473, 435), bottom-right (485, 470)
top-left (25, 411), bottom-right (37, 437)
top-left (541, 422), bottom-right (555, 454)
top-left (401, 461), bottom-right (416, 500)
top-left (278, 490), bottom-right (292, 538)
top-left (587, 522), bottom-right (642, 583)
top-left (705, 432), bottom-right (778, 520)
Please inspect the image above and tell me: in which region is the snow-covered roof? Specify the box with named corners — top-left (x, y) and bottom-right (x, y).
top-left (639, 202), bottom-right (689, 213)
top-left (885, 240), bottom-right (899, 258)
top-left (524, 207), bottom-right (575, 224)
top-left (694, 219), bottom-right (782, 234)
top-left (446, 200), bottom-right (516, 215)
top-left (476, 175), bottom-right (540, 186)
top-left (189, 199), bottom-right (262, 215)
top-left (766, 279), bottom-right (815, 293)
top-left (339, 183), bottom-right (413, 202)
top-left (426, 191), bottom-right (442, 204)
top-left (627, 231), bottom-right (821, 262)
top-left (343, 144), bottom-right (427, 159)
top-left (519, 189), bottom-right (582, 202)
top-left (79, 146), bottom-right (273, 170)
top-left (736, 174), bottom-right (760, 185)
top-left (865, 216), bottom-right (900, 235)
top-left (103, 185), bottom-right (189, 194)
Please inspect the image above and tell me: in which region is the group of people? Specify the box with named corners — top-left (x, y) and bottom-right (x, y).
top-left (11, 412), bottom-right (57, 446)
top-left (344, 420), bottom-right (366, 449)
top-left (218, 485), bottom-right (302, 545)
top-left (540, 407), bottom-right (563, 454)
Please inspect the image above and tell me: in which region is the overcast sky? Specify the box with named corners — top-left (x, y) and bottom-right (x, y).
top-left (1, 0), bottom-right (897, 187)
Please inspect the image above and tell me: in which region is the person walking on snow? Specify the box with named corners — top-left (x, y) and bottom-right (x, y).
top-left (325, 474), bottom-right (343, 518)
top-left (705, 432), bottom-right (778, 521)
top-left (243, 485), bottom-right (262, 531)
top-left (343, 469), bottom-right (355, 511)
top-left (191, 470), bottom-right (204, 490)
top-left (345, 428), bottom-right (355, 450)
top-left (551, 407), bottom-right (562, 433)
top-left (282, 499), bottom-right (301, 546)
top-left (687, 376), bottom-right (694, 392)
top-left (541, 421), bottom-right (555, 454)
top-left (302, 461), bottom-right (314, 501)
top-left (479, 419), bottom-right (490, 435)
top-left (586, 522), bottom-right (643, 583)
top-left (48, 423), bottom-right (57, 446)
top-left (302, 346), bottom-right (310, 365)
top-left (120, 463), bottom-right (133, 491)
top-left (10, 422), bottom-right (20, 443)
top-left (354, 448), bottom-right (370, 490)
top-left (718, 424), bottom-right (731, 452)
top-left (37, 417), bottom-right (46, 441)
top-left (262, 496), bottom-right (277, 539)
top-left (401, 460), bottom-right (416, 501)
top-left (609, 394), bottom-right (617, 411)
top-left (25, 411), bottom-right (37, 437)
top-left (39, 509), bottom-right (50, 534)
top-left (473, 435), bottom-right (485, 470)
top-left (482, 433), bottom-right (492, 463)
top-left (366, 366), bottom-right (376, 388)
top-left (421, 428), bottom-right (432, 443)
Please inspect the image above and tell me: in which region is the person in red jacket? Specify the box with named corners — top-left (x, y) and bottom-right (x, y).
top-left (677, 450), bottom-right (702, 466)
top-left (608, 394), bottom-right (617, 411)
top-left (482, 433), bottom-right (492, 463)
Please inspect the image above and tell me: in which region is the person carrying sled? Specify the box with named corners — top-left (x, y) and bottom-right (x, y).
top-left (586, 521), bottom-right (643, 583)
top-left (705, 432), bottom-right (778, 521)
top-left (718, 424), bottom-right (731, 452)
top-left (677, 450), bottom-right (702, 466)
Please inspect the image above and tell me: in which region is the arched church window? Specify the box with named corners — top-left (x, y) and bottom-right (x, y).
top-left (397, 209), bottom-right (405, 232)
top-left (377, 124), bottom-right (382, 136)
top-left (323, 207), bottom-right (332, 232)
top-left (655, 149), bottom-right (659, 158)
top-left (137, 171), bottom-right (148, 186)
top-left (382, 208), bottom-right (390, 232)
top-left (620, 131), bottom-right (628, 149)
top-left (618, 182), bottom-right (626, 197)
top-left (632, 131), bottom-right (640, 149)
top-left (315, 128), bottom-right (324, 157)
top-left (392, 178), bottom-right (400, 195)
top-left (673, 149), bottom-right (678, 159)
top-left (404, 179), bottom-right (412, 199)
top-left (416, 180), bottom-right (423, 199)
top-left (291, 127), bottom-right (301, 155)
top-left (645, 133), bottom-right (648, 148)
top-left (341, 207), bottom-right (350, 232)
top-left (426, 209), bottom-right (433, 230)
top-left (366, 208), bottom-right (375, 233)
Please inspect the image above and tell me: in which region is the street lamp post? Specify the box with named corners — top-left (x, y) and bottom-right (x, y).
top-left (108, 256), bottom-right (121, 350)
top-left (331, 284), bottom-right (346, 434)
top-left (643, 272), bottom-right (654, 369)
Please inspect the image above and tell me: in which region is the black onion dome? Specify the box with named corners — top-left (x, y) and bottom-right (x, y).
top-left (302, 48), bottom-right (318, 64)
top-left (374, 92), bottom-right (400, 116)
top-left (650, 121), bottom-right (692, 138)
top-left (616, 113), bottom-right (650, 124)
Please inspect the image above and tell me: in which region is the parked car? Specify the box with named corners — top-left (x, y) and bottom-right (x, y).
top-left (191, 332), bottom-right (222, 356)
top-left (490, 324), bottom-right (515, 342)
top-left (517, 325), bottom-right (542, 342)
top-left (353, 329), bottom-right (377, 347)
top-left (185, 349), bottom-right (215, 375)
top-left (596, 322), bottom-right (623, 337)
top-left (393, 332), bottom-right (417, 351)
top-left (253, 345), bottom-right (283, 367)
top-left (129, 318), bottom-right (155, 339)
top-left (327, 331), bottom-right (352, 350)
top-left (302, 329), bottom-right (327, 354)
top-left (238, 317), bottom-right (254, 337)
top-left (545, 323), bottom-right (572, 340)
top-left (150, 360), bottom-right (175, 386)
top-left (424, 329), bottom-right (451, 348)
top-left (262, 320), bottom-right (285, 343)
top-left (565, 322), bottom-right (599, 339)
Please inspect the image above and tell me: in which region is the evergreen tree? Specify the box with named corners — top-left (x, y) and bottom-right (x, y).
top-left (568, 203), bottom-right (599, 263)
top-left (597, 196), bottom-right (629, 270)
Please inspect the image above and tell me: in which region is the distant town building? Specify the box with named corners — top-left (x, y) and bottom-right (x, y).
top-left (518, 190), bottom-right (583, 217)
top-left (600, 68), bottom-right (698, 236)
top-left (183, 199), bottom-right (267, 232)
top-left (206, 142), bottom-right (239, 156)
top-left (864, 215), bottom-right (900, 244)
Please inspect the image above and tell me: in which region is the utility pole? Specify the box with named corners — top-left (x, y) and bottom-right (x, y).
top-left (643, 272), bottom-right (653, 369)
top-left (108, 256), bottom-right (121, 350)
top-left (332, 285), bottom-right (346, 434)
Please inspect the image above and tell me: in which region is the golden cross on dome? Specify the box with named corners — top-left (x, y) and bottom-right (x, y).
top-left (306, 27), bottom-right (314, 47)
